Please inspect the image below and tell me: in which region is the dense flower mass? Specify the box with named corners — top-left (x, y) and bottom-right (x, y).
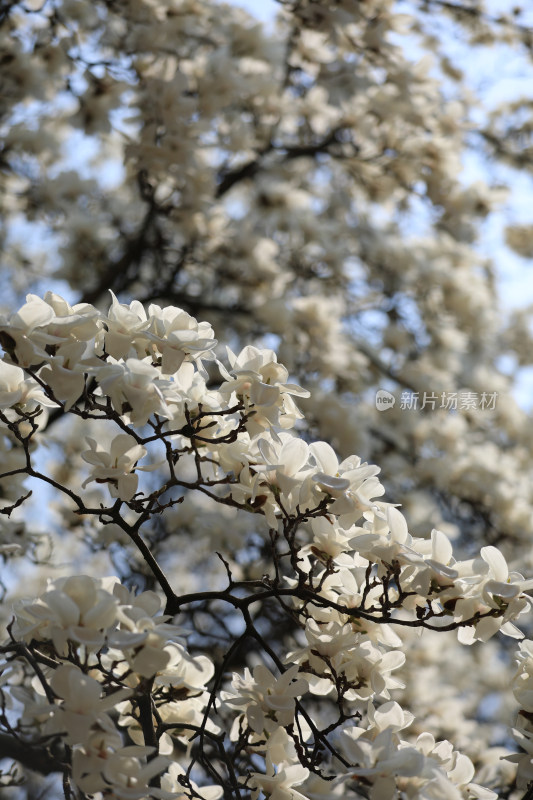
top-left (3, 0), bottom-right (533, 798)
top-left (0, 291), bottom-right (531, 800)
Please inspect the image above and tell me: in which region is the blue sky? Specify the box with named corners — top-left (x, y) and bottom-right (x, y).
top-left (231, 0), bottom-right (277, 22)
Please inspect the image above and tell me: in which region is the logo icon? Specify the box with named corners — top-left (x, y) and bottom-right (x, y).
top-left (375, 389), bottom-right (395, 411)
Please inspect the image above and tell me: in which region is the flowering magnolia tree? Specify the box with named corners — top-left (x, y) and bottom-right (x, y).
top-left (3, 0), bottom-right (533, 799)
top-left (1, 290), bottom-right (533, 800)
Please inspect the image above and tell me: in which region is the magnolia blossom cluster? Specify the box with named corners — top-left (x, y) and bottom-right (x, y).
top-left (4, 0), bottom-right (533, 637)
top-left (0, 291), bottom-right (216, 408)
top-left (10, 574), bottom-right (216, 799)
top-left (509, 640), bottom-right (533, 790)
top-left (0, 292), bottom-right (532, 799)
top-left (3, 0), bottom-right (533, 578)
top-left (221, 669), bottom-right (496, 800)
top-left (3, 0), bottom-right (533, 796)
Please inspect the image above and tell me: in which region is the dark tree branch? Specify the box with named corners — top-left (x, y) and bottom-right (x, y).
top-left (0, 733), bottom-right (64, 775)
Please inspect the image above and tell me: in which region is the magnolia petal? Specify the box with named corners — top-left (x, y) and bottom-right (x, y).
top-left (431, 528), bottom-right (453, 565)
top-left (480, 546), bottom-right (508, 581)
top-left (312, 472), bottom-right (350, 493)
top-left (387, 506), bottom-right (409, 544)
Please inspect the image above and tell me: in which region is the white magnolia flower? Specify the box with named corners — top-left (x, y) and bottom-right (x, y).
top-left (38, 341), bottom-right (92, 409)
top-left (305, 515), bottom-right (355, 564)
top-left (72, 724), bottom-right (124, 793)
top-left (288, 617), bottom-right (404, 699)
top-left (452, 546), bottom-right (532, 643)
top-left (153, 641), bottom-right (214, 691)
top-left (101, 750), bottom-right (173, 800)
top-left (0, 294), bottom-right (58, 366)
top-left (310, 441), bottom-right (385, 528)
top-left (104, 292), bottom-right (150, 360)
top-left (220, 345), bottom-right (309, 433)
top-left (41, 291), bottom-right (103, 343)
top-left (161, 762), bottom-right (223, 799)
top-left (402, 528), bottom-right (459, 596)
top-left (109, 591), bottom-right (186, 678)
top-left (512, 639), bottom-right (533, 712)
top-left (0, 293), bottom-right (101, 367)
top-left (48, 664), bottom-right (132, 744)
top-left (95, 357), bottom-right (174, 424)
top-left (342, 726), bottom-right (425, 782)
top-left (146, 302), bottom-right (217, 374)
top-left (225, 664), bottom-right (308, 734)
top-left (81, 433), bottom-right (158, 500)
top-left (0, 361), bottom-right (52, 410)
top-left (256, 432), bottom-right (313, 495)
top-left (247, 761), bottom-right (310, 800)
top-left (13, 575), bottom-right (120, 653)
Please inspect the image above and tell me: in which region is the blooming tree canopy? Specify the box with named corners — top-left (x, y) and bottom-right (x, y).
top-left (3, 1), bottom-right (533, 799)
top-left (2, 289), bottom-right (533, 800)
